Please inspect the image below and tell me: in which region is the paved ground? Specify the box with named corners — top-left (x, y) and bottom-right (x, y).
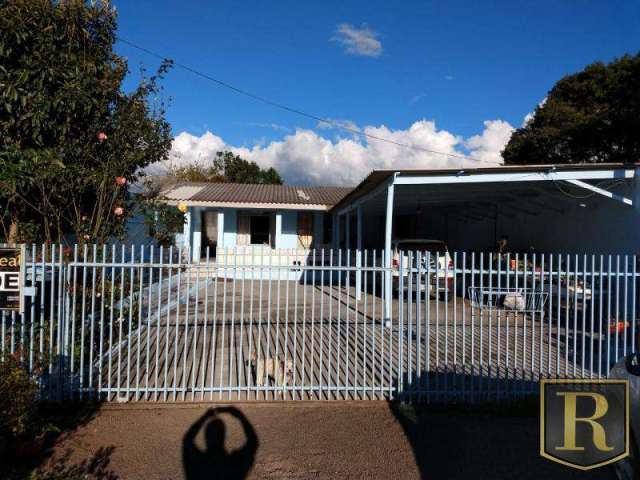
top-left (90, 278), bottom-right (605, 402)
top-left (41, 402), bottom-right (615, 480)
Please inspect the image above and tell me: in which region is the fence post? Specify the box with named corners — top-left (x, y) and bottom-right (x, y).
top-left (183, 208), bottom-right (192, 252)
top-left (191, 206), bottom-right (202, 263)
top-left (384, 179), bottom-right (395, 326)
top-left (356, 206), bottom-right (362, 301)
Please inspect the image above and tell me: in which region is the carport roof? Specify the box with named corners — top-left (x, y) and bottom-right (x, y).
top-left (330, 163), bottom-right (639, 213)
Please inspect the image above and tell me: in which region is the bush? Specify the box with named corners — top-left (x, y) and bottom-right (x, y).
top-left (0, 356), bottom-right (109, 479)
top-left (0, 354), bottom-right (40, 440)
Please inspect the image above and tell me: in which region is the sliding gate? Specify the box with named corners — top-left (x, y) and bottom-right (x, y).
top-left (1, 245), bottom-right (638, 402)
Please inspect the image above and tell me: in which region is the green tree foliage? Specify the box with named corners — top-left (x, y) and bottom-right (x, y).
top-left (0, 0), bottom-right (172, 244)
top-left (138, 179), bottom-right (185, 246)
top-left (503, 53), bottom-right (640, 165)
top-left (141, 200), bottom-right (185, 247)
top-left (170, 150), bottom-right (283, 184)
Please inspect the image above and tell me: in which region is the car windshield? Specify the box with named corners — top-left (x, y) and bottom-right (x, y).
top-left (396, 242), bottom-right (447, 253)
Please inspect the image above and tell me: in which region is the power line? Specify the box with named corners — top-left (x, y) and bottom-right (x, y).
top-left (117, 36), bottom-right (503, 166)
top-left (551, 178), bottom-right (626, 200)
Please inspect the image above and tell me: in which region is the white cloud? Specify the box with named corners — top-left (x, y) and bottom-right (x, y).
top-left (522, 111), bottom-right (534, 127)
top-left (159, 118), bottom-right (516, 186)
top-left (242, 121), bottom-right (292, 132)
top-left (315, 119), bottom-right (361, 141)
top-left (464, 120), bottom-right (515, 165)
top-left (331, 23), bottom-right (382, 57)
top-left (522, 97), bottom-right (547, 127)
top-left (316, 118), bottom-right (360, 133)
top-left (409, 93), bottom-right (426, 105)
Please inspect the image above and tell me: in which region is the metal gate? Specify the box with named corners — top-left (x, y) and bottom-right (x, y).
top-left (1, 245), bottom-right (638, 402)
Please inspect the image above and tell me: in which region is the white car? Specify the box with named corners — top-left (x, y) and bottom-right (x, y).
top-left (391, 239), bottom-right (455, 298)
top-left (528, 272), bottom-right (593, 309)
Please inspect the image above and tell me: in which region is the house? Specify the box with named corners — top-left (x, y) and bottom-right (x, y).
top-left (161, 182), bottom-right (352, 263)
top-left (162, 163), bottom-right (640, 262)
top-left (157, 163), bottom-right (639, 318)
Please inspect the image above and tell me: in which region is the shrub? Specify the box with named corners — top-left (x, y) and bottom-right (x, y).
top-left (0, 354), bottom-right (40, 440)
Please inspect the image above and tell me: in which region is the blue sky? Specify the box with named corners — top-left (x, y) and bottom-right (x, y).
top-left (114, 0), bottom-right (640, 185)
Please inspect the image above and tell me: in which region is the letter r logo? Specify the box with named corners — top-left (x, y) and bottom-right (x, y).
top-left (555, 392), bottom-right (613, 452)
top-left (540, 380), bottom-right (629, 470)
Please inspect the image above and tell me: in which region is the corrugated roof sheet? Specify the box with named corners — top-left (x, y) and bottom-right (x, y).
top-left (330, 162), bottom-right (640, 212)
top-left (162, 182), bottom-right (353, 207)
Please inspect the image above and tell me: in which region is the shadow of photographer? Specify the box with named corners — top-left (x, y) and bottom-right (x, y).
top-left (182, 407), bottom-right (259, 480)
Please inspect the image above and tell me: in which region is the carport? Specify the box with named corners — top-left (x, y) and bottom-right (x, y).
top-left (330, 163), bottom-right (640, 319)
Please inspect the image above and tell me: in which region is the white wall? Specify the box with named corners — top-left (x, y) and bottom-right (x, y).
top-left (222, 208), bottom-right (237, 248)
top-left (182, 207), bottom-right (327, 269)
top-left (278, 211), bottom-right (298, 249)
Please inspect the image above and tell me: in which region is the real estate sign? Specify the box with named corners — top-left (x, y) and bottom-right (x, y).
top-left (0, 247), bottom-right (23, 312)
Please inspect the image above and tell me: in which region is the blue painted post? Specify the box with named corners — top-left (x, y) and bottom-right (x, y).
top-left (183, 208), bottom-right (192, 258)
top-left (384, 181), bottom-right (395, 325)
top-left (216, 210), bottom-right (225, 249)
top-left (633, 167), bottom-right (640, 212)
top-left (356, 206), bottom-right (362, 301)
top-left (275, 211), bottom-right (282, 249)
top-left (191, 207), bottom-right (202, 262)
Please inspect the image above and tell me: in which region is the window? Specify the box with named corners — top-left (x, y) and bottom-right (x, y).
top-left (297, 212), bottom-right (314, 249)
top-left (250, 215), bottom-right (271, 245)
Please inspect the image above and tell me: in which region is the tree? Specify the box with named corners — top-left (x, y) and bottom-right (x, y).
top-left (218, 151), bottom-right (283, 184)
top-left (502, 53), bottom-right (640, 165)
top-left (138, 180), bottom-right (185, 247)
top-left (0, 0), bottom-right (172, 244)
top-left (169, 151), bottom-right (283, 185)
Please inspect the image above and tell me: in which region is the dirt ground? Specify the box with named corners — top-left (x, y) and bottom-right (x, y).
top-left (35, 402), bottom-right (617, 480)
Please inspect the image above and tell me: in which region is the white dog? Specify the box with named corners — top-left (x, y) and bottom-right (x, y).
top-left (250, 351), bottom-right (293, 390)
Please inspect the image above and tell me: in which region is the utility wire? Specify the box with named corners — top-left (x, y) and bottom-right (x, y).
top-left (117, 36), bottom-right (502, 166)
top-left (551, 178), bottom-right (627, 200)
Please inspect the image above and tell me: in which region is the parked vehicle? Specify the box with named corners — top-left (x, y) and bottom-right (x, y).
top-left (391, 239), bottom-right (454, 298)
top-left (487, 256), bottom-right (594, 311)
top-left (546, 275), bottom-right (593, 309)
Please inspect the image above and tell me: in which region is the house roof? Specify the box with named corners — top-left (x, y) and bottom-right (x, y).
top-left (161, 182), bottom-right (353, 211)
